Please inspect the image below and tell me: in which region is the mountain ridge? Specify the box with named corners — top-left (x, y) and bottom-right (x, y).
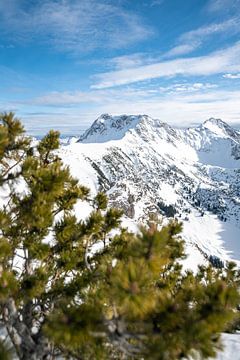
top-left (60, 114), bottom-right (240, 269)
top-left (78, 113), bottom-right (239, 144)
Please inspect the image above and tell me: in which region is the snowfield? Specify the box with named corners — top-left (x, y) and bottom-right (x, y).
top-left (216, 333), bottom-right (240, 360)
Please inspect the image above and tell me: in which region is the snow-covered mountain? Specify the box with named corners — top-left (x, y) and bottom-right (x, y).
top-left (59, 114), bottom-right (240, 269)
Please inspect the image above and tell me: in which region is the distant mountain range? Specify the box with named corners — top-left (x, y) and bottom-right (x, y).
top-left (59, 114), bottom-right (240, 269)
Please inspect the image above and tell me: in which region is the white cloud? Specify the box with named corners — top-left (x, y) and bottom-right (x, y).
top-left (150, 0), bottom-right (165, 6)
top-left (180, 18), bottom-right (239, 42)
top-left (29, 86), bottom-right (163, 107)
top-left (104, 18), bottom-right (239, 72)
top-left (108, 54), bottom-right (152, 70)
top-left (92, 42), bottom-right (240, 89)
top-left (207, 0), bottom-right (240, 12)
top-left (0, 0), bottom-right (152, 52)
top-left (4, 82), bottom-right (240, 133)
top-left (25, 81), bottom-right (218, 108)
top-left (33, 91), bottom-right (105, 106)
top-left (223, 73), bottom-right (240, 78)
top-left (92, 89), bottom-right (240, 128)
top-left (160, 82), bottom-right (218, 93)
top-left (21, 88), bottom-right (240, 132)
top-left (164, 44), bottom-right (199, 58)
top-left (164, 17), bottom-right (240, 58)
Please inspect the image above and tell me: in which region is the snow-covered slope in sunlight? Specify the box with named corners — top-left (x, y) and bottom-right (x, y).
top-left (60, 114), bottom-right (240, 267)
top-left (215, 333), bottom-right (240, 360)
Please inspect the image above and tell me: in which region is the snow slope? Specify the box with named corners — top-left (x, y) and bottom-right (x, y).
top-left (216, 333), bottom-right (240, 360)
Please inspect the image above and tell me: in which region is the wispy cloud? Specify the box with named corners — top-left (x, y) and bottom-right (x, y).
top-left (92, 42), bottom-right (240, 89)
top-left (27, 87), bottom-right (160, 107)
top-left (150, 0), bottom-right (165, 6)
top-left (223, 73), bottom-right (240, 78)
top-left (107, 53), bottom-right (158, 70)
top-left (28, 82), bottom-right (218, 108)
top-left (206, 0), bottom-right (240, 13)
top-left (0, 0), bottom-right (152, 53)
top-left (159, 82), bottom-right (218, 93)
top-left (3, 80), bottom-right (240, 133)
top-left (92, 89), bottom-right (240, 127)
top-left (164, 17), bottom-right (240, 58)
top-left (19, 87), bottom-right (240, 132)
top-left (164, 44), bottom-right (199, 58)
top-left (32, 91), bottom-right (106, 106)
top-left (179, 18), bottom-right (240, 42)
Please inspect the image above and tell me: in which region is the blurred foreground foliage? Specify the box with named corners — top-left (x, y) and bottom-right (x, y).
top-left (0, 112), bottom-right (240, 360)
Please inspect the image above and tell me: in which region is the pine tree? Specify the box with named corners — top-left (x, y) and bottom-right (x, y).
top-left (0, 112), bottom-right (240, 359)
top-left (0, 112), bottom-right (122, 359)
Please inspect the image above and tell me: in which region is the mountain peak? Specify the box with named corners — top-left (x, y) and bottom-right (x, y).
top-left (94, 113), bottom-right (112, 124)
top-left (203, 117), bottom-right (228, 128)
top-left (202, 118), bottom-right (238, 139)
top-left (78, 114), bottom-right (153, 143)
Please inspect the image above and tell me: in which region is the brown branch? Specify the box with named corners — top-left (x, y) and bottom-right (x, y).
top-left (84, 236), bottom-right (92, 271)
top-left (1, 152), bottom-right (25, 180)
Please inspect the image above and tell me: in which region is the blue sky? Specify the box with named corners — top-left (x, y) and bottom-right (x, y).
top-left (0, 0), bottom-right (240, 135)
